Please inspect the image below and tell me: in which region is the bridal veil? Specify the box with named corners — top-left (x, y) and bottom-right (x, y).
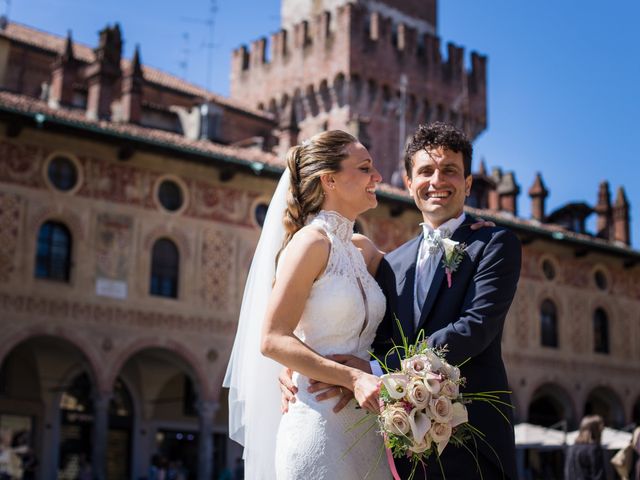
top-left (223, 169), bottom-right (290, 479)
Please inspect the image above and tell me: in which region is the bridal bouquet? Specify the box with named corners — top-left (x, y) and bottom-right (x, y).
top-left (372, 320), bottom-right (511, 479)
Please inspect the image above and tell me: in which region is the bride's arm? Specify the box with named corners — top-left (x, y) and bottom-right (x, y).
top-left (261, 228), bottom-right (380, 413)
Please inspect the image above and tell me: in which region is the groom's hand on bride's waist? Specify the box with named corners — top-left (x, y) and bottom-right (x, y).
top-left (307, 378), bottom-right (354, 413)
top-left (278, 367), bottom-right (297, 414)
top-left (278, 366), bottom-right (354, 414)
top-left (308, 354), bottom-right (370, 413)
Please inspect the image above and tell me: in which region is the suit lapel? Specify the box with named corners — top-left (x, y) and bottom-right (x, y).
top-left (416, 215), bottom-right (479, 331)
top-left (395, 235), bottom-right (421, 339)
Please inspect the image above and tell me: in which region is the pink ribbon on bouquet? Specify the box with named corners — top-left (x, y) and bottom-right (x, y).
top-left (383, 433), bottom-right (402, 480)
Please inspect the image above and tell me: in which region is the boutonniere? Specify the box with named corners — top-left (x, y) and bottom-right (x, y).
top-left (440, 238), bottom-right (466, 288)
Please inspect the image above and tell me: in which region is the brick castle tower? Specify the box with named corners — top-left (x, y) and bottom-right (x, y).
top-left (230, 0), bottom-right (487, 182)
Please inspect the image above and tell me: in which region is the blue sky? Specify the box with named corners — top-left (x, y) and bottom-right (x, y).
top-left (10, 0), bottom-right (640, 247)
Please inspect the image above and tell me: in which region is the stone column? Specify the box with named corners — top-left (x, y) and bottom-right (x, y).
top-left (197, 400), bottom-right (219, 480)
top-left (41, 391), bottom-right (62, 480)
top-left (92, 390), bottom-right (112, 480)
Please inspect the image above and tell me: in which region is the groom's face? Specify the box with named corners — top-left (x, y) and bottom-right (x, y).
top-left (405, 147), bottom-right (472, 228)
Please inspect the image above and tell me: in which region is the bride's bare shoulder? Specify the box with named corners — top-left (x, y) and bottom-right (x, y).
top-left (282, 225), bottom-right (331, 268)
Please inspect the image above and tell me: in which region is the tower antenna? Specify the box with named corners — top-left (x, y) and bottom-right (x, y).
top-left (180, 0), bottom-right (218, 90)
top-left (204, 0), bottom-right (217, 91)
top-left (179, 32), bottom-right (190, 80)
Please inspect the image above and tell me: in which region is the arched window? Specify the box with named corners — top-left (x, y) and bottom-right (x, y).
top-left (35, 221), bottom-right (72, 282)
top-left (593, 308), bottom-right (609, 354)
top-left (540, 299), bottom-right (558, 348)
top-left (150, 238), bottom-right (179, 298)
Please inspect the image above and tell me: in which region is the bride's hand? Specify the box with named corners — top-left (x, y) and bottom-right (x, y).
top-left (352, 372), bottom-right (381, 414)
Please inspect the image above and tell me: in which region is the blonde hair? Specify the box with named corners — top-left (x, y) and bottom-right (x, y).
top-left (279, 130), bottom-right (357, 257)
top-left (575, 415), bottom-right (604, 444)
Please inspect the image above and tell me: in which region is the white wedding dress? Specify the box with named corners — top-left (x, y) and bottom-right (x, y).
top-left (274, 210), bottom-right (390, 480)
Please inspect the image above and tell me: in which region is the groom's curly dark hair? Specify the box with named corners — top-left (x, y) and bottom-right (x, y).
top-left (404, 122), bottom-right (473, 178)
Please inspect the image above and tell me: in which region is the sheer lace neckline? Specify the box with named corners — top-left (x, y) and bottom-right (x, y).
top-left (311, 210), bottom-right (354, 243)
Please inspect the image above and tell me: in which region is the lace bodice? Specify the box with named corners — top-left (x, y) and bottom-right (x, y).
top-left (289, 210), bottom-right (386, 359)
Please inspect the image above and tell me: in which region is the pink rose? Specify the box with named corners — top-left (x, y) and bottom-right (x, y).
top-left (402, 355), bottom-right (430, 377)
top-left (381, 405), bottom-right (411, 436)
top-left (429, 396), bottom-right (453, 423)
top-left (430, 422), bottom-right (453, 455)
top-left (407, 379), bottom-right (431, 409)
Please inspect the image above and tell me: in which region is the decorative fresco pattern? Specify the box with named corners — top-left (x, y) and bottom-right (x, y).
top-left (201, 228), bottom-right (237, 313)
top-left (0, 292), bottom-right (236, 334)
top-left (0, 192), bottom-right (22, 283)
top-left (0, 139), bottom-right (263, 227)
top-left (95, 213), bottom-right (133, 281)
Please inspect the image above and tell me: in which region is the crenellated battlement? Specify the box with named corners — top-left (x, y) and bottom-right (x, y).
top-left (232, 3), bottom-right (485, 88)
top-left (230, 0), bottom-right (488, 182)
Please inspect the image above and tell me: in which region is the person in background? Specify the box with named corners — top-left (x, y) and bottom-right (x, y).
top-left (633, 426), bottom-right (640, 480)
top-left (11, 431), bottom-right (36, 480)
top-left (0, 429), bottom-right (21, 480)
top-left (564, 415), bottom-right (607, 480)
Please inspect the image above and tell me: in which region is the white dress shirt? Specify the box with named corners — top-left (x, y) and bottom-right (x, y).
top-left (413, 213), bottom-right (466, 327)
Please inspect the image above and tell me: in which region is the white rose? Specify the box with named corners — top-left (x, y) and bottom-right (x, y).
top-left (407, 379), bottom-right (431, 409)
top-left (440, 380), bottom-right (459, 399)
top-left (381, 405), bottom-right (411, 436)
top-left (381, 373), bottom-right (409, 400)
top-left (430, 422), bottom-right (453, 455)
top-left (429, 396), bottom-right (453, 423)
top-left (451, 402), bottom-right (469, 428)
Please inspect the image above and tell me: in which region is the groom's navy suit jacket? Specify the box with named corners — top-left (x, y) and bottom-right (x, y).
top-left (374, 215), bottom-right (521, 480)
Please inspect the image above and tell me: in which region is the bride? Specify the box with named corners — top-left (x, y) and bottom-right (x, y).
top-left (224, 130), bottom-right (391, 479)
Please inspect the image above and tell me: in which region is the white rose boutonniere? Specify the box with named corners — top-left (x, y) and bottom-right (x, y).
top-left (440, 238), bottom-right (466, 288)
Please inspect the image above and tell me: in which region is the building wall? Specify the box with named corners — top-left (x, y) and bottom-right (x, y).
top-left (504, 241), bottom-right (640, 427)
top-left (0, 125), bottom-right (278, 478)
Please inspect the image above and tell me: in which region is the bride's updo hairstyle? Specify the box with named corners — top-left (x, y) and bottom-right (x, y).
top-left (281, 129), bottom-right (357, 250)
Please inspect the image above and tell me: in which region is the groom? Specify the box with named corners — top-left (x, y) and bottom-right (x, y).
top-left (369, 122), bottom-right (520, 479)
top-left (283, 122), bottom-right (520, 479)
